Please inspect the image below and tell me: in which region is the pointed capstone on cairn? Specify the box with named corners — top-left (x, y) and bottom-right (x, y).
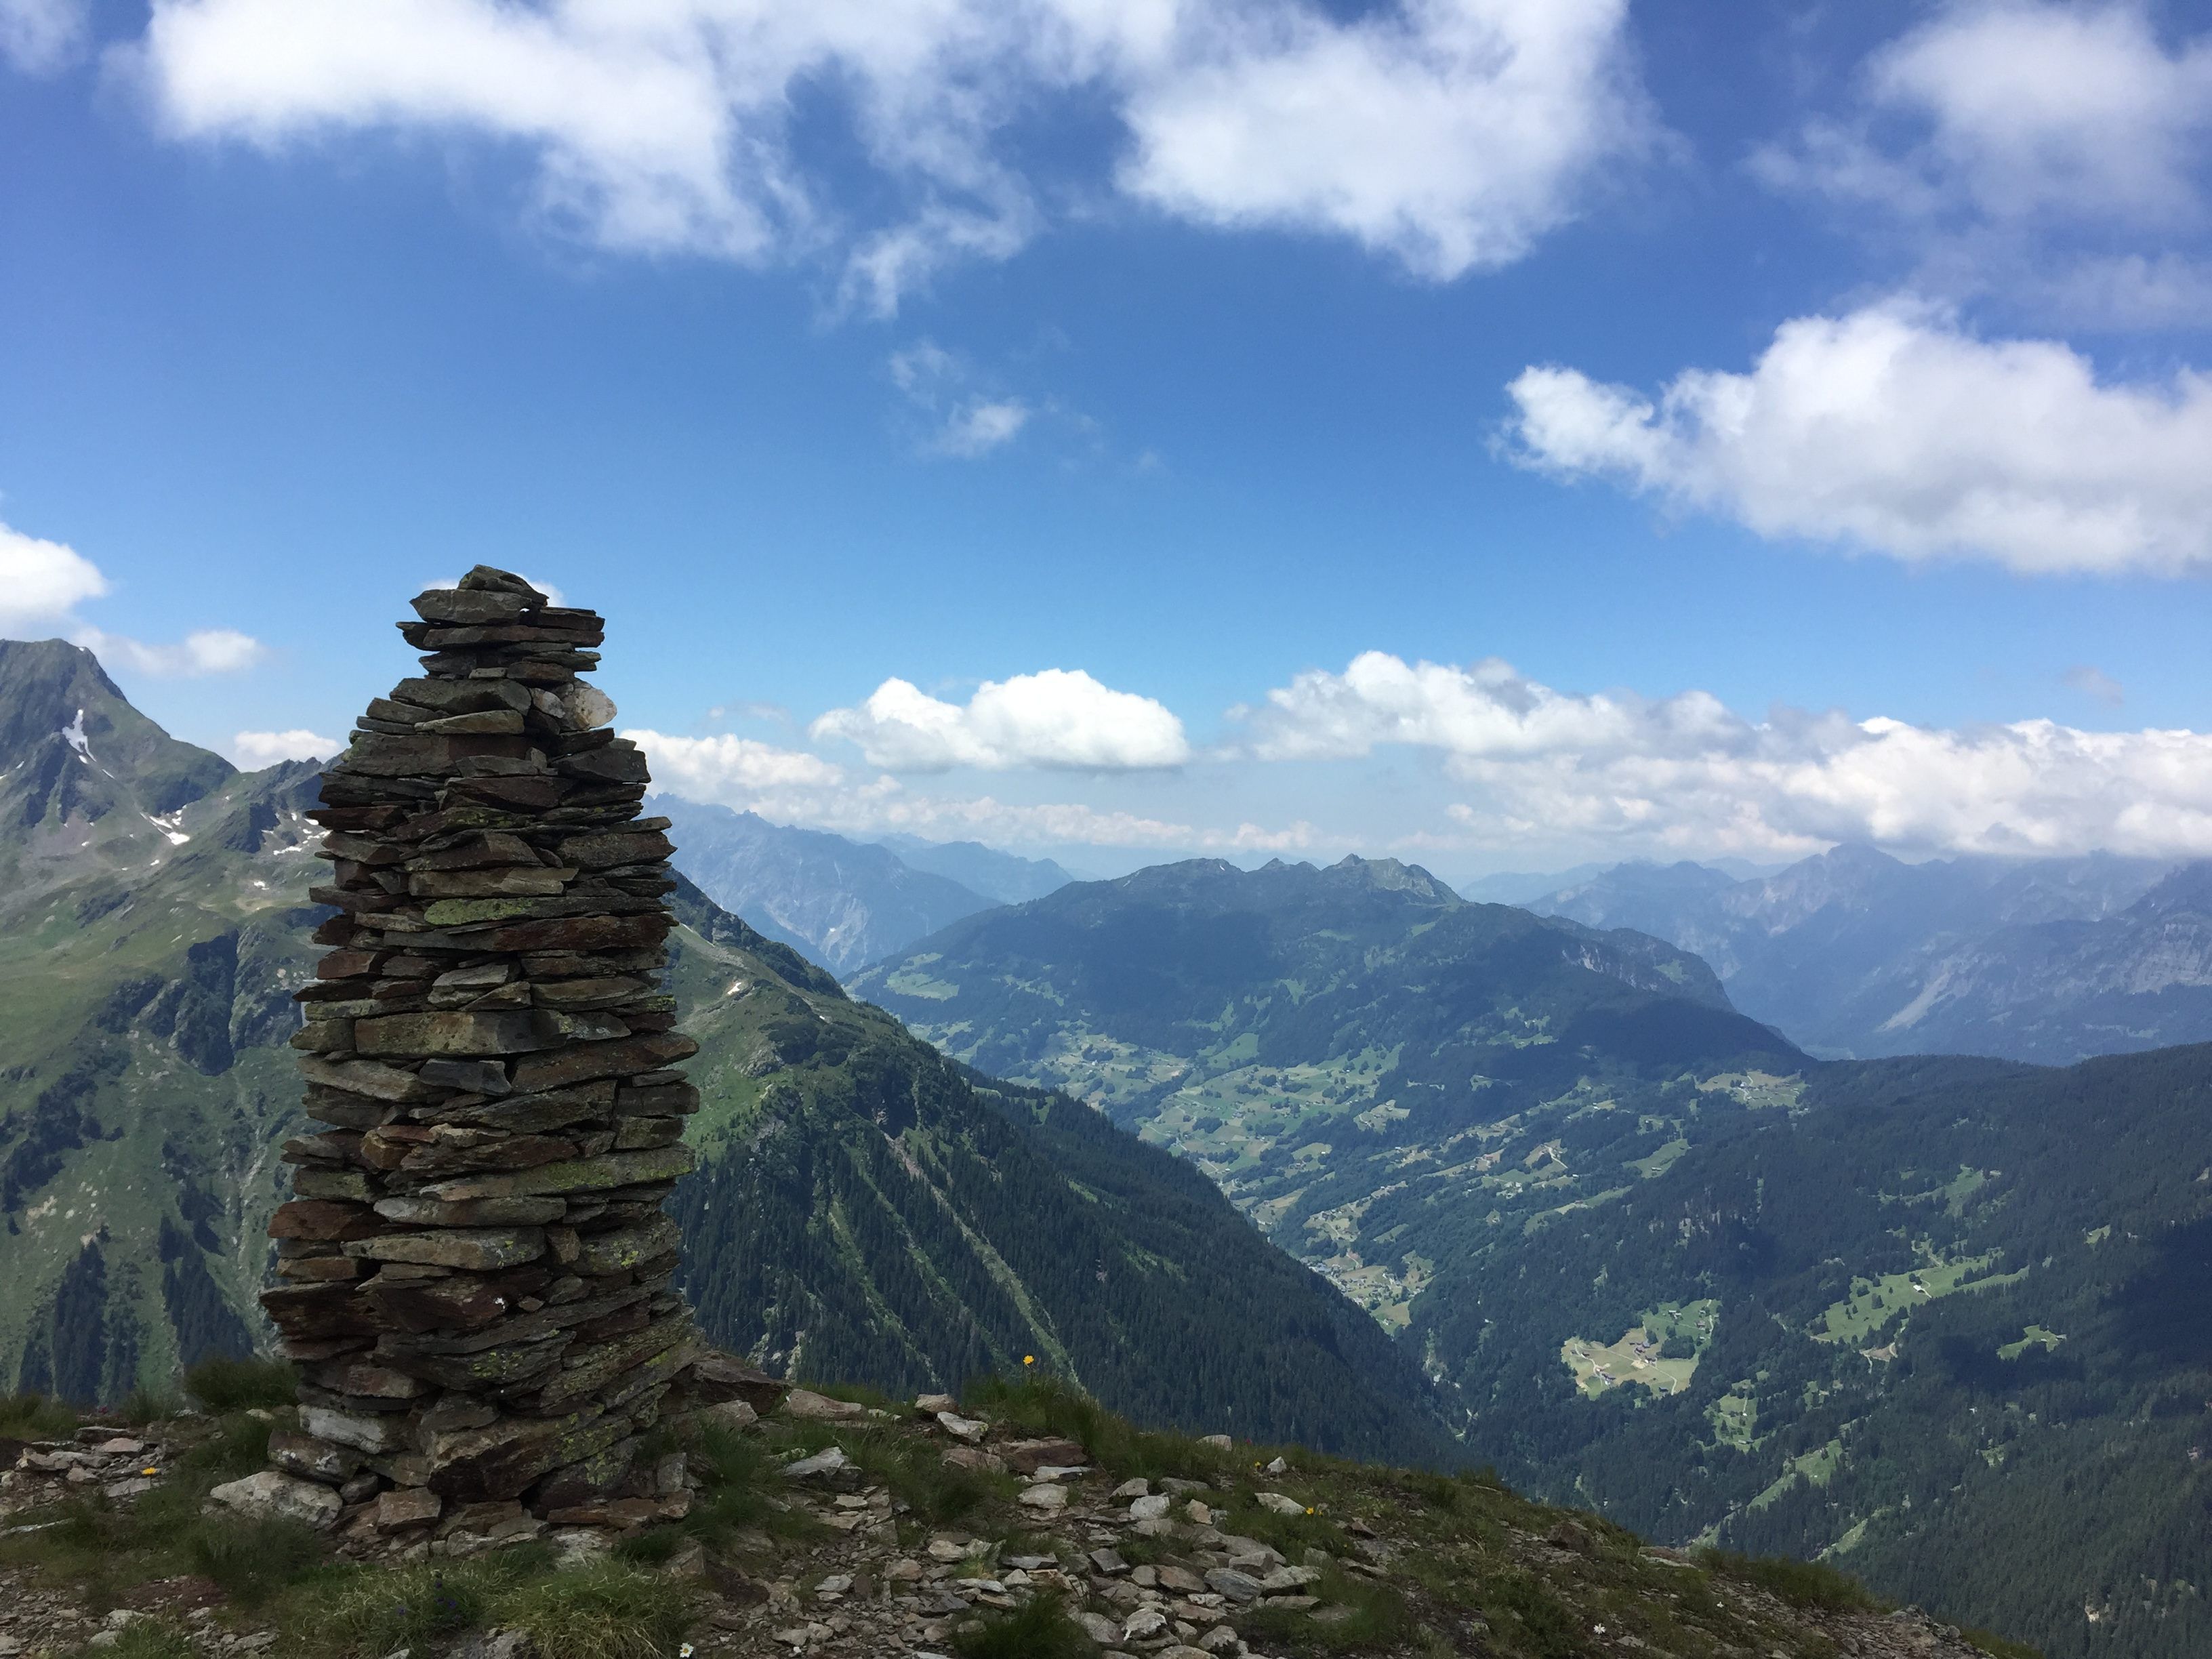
top-left (260, 565), bottom-right (769, 1553)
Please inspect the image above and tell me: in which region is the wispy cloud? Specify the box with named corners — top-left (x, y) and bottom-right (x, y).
top-left (0, 0), bottom-right (87, 74)
top-left (628, 724), bottom-right (1296, 851)
top-left (123, 0), bottom-right (1656, 312)
top-left (1754, 1), bottom-right (2212, 327)
top-left (888, 342), bottom-right (1033, 458)
top-left (2061, 664), bottom-right (2125, 708)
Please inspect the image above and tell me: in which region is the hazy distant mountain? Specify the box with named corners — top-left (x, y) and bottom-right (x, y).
top-left (1450, 863), bottom-right (1610, 904)
top-left (650, 798), bottom-right (1001, 975)
top-left (1529, 844), bottom-right (2196, 1061)
top-left (873, 832), bottom-right (1075, 905)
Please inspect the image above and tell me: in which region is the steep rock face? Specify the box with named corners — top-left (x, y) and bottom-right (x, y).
top-left (653, 798), bottom-right (998, 975)
top-left (0, 638), bottom-right (237, 897)
top-left (1868, 861), bottom-right (2212, 1061)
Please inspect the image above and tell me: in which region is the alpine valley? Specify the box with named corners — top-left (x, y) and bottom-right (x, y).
top-left (855, 861), bottom-right (2212, 1659)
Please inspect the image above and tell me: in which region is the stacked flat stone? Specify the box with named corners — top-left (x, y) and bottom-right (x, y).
top-left (263, 564), bottom-right (726, 1540)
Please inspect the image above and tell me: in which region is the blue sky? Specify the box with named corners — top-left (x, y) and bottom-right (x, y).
top-left (3, 0), bottom-right (2211, 882)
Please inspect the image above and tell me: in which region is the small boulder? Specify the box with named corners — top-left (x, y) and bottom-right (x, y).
top-left (694, 1399), bottom-right (758, 1433)
top-left (780, 1446), bottom-right (855, 1484)
top-left (1256, 1492), bottom-right (1306, 1515)
top-left (781, 1389), bottom-right (866, 1422)
top-left (1128, 1493), bottom-right (1172, 1521)
top-left (1205, 1567), bottom-right (1264, 1603)
top-left (207, 1470), bottom-right (344, 1532)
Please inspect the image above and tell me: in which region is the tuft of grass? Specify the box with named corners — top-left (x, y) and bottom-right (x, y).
top-left (1475, 1570), bottom-right (1584, 1659)
top-left (1243, 1566), bottom-right (1414, 1655)
top-left (676, 1420), bottom-right (819, 1549)
top-left (56, 1618), bottom-right (198, 1659)
top-left (1961, 1624), bottom-right (2046, 1659)
top-left (1401, 1471), bottom-right (1459, 1510)
top-left (966, 1374), bottom-right (1233, 1483)
top-left (1221, 1497), bottom-right (1349, 1561)
top-left (949, 1592), bottom-right (1096, 1659)
top-left (186, 1515), bottom-right (325, 1607)
top-left (183, 1356), bottom-right (298, 1413)
top-left (611, 1526), bottom-right (685, 1565)
top-left (0, 1391), bottom-right (78, 1437)
top-left (837, 1425), bottom-right (995, 1523)
top-left (493, 1561), bottom-right (703, 1659)
top-left (117, 1387), bottom-right (186, 1427)
top-left (308, 1559), bottom-right (502, 1656)
top-left (1698, 1548), bottom-right (1883, 1614)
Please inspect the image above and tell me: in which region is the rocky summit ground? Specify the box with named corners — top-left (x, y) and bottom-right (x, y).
top-left (1, 1367), bottom-right (2034, 1659)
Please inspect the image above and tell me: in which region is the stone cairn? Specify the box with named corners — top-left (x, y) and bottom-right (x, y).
top-left (259, 565), bottom-right (764, 1549)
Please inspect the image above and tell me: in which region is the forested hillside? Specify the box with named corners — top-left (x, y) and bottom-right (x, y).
top-left (855, 855), bottom-right (2212, 1657)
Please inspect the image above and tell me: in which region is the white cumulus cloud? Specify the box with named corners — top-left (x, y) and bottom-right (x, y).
top-left (811, 670), bottom-right (1191, 772)
top-left (232, 728), bottom-right (340, 766)
top-left (125, 0), bottom-right (1652, 307)
top-left (1766, 1), bottom-right (2212, 228)
top-left (1242, 652), bottom-right (2212, 862)
top-left (0, 520), bottom-right (110, 629)
top-left (1503, 301), bottom-right (2212, 575)
top-left (0, 517), bottom-right (269, 675)
top-left (1118, 0), bottom-right (1652, 279)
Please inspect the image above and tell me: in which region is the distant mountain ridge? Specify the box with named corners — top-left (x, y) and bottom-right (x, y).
top-left (651, 797), bottom-right (1000, 974)
top-left (1527, 843), bottom-right (2203, 1061)
top-left (851, 854), bottom-right (1794, 1318)
top-left (873, 832), bottom-right (1076, 904)
top-left (651, 798), bottom-right (1076, 975)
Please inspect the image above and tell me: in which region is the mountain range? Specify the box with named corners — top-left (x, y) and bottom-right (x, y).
top-left (1526, 844), bottom-right (2212, 1063)
top-left (649, 796), bottom-right (1072, 975)
top-left (855, 859), bottom-right (2212, 1658)
top-left (11, 636), bottom-right (2212, 1654)
top-left (0, 638), bottom-right (1445, 1465)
